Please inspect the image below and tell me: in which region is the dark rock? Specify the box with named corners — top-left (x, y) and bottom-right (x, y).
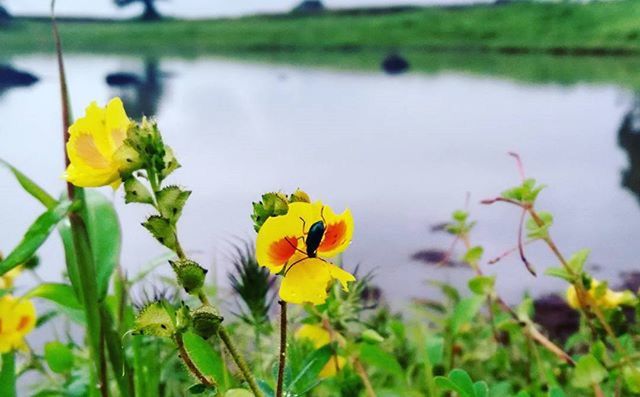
top-left (533, 294), bottom-right (579, 342)
top-left (0, 65), bottom-right (38, 88)
top-left (292, 0), bottom-right (325, 14)
top-left (106, 72), bottom-right (142, 86)
top-left (382, 53), bottom-right (410, 75)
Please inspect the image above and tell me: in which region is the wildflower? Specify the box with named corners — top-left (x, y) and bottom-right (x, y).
top-left (0, 295), bottom-right (36, 353)
top-left (0, 266), bottom-right (22, 289)
top-left (64, 97), bottom-right (132, 188)
top-left (566, 279), bottom-right (636, 310)
top-left (295, 324), bottom-right (346, 377)
top-left (256, 201), bottom-right (355, 305)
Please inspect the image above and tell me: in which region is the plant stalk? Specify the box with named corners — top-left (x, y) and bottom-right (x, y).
top-left (218, 326), bottom-right (264, 397)
top-left (175, 333), bottom-right (216, 388)
top-left (0, 352), bottom-right (17, 397)
top-left (276, 300), bottom-right (287, 397)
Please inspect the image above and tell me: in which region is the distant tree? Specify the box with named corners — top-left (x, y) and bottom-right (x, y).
top-left (0, 1), bottom-right (12, 26)
top-left (115, 0), bottom-right (162, 21)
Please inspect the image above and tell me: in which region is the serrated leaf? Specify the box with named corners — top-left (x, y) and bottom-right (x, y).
top-left (44, 342), bottom-right (74, 374)
top-left (142, 215), bottom-right (176, 250)
top-left (572, 355), bottom-right (607, 389)
top-left (468, 275), bottom-right (495, 295)
top-left (160, 146), bottom-right (181, 180)
top-left (157, 185), bottom-right (191, 224)
top-left (123, 177), bottom-right (154, 204)
top-left (251, 192), bottom-right (289, 232)
top-left (0, 200), bottom-right (71, 275)
top-left (134, 301), bottom-right (175, 337)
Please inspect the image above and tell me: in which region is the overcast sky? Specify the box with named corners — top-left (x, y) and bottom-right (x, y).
top-left (4, 0), bottom-right (489, 18)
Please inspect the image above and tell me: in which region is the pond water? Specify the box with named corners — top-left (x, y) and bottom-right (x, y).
top-left (1, 54), bottom-right (640, 310)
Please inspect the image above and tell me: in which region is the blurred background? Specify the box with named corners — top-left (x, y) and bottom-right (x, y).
top-left (2, 0), bottom-right (640, 310)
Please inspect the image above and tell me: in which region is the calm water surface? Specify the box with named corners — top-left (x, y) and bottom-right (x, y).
top-left (1, 54), bottom-right (639, 310)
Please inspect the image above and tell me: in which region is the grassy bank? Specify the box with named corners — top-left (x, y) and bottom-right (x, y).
top-left (3, 1), bottom-right (640, 56)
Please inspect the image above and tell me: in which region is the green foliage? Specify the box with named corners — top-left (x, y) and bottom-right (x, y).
top-left (182, 332), bottom-right (224, 388)
top-left (435, 369), bottom-right (486, 397)
top-left (251, 192), bottom-right (289, 232)
top-left (156, 186), bottom-right (191, 224)
top-left (142, 215), bottom-right (177, 250)
top-left (501, 178), bottom-right (545, 204)
top-left (44, 342), bottom-right (74, 374)
top-left (0, 159), bottom-right (57, 209)
top-left (571, 355), bottom-right (607, 389)
top-left (170, 259), bottom-right (207, 294)
top-left (124, 176), bottom-right (154, 204)
top-left (0, 200), bottom-right (71, 275)
top-left (525, 211), bottom-right (553, 239)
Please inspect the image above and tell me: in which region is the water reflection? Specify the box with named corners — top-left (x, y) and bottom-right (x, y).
top-left (618, 93), bottom-right (640, 205)
top-left (0, 63), bottom-right (38, 98)
top-left (105, 58), bottom-right (167, 118)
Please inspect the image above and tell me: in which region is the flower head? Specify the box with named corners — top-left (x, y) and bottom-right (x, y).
top-left (256, 201), bottom-right (355, 305)
top-left (0, 295), bottom-right (36, 353)
top-left (566, 279), bottom-right (636, 310)
top-left (295, 324), bottom-right (346, 377)
top-left (64, 97), bottom-right (132, 188)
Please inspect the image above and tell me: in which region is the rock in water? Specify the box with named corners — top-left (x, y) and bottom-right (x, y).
top-left (382, 53), bottom-right (410, 75)
top-left (0, 65), bottom-right (38, 88)
top-left (292, 0), bottom-right (325, 14)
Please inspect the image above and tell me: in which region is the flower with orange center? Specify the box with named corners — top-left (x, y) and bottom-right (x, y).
top-left (64, 97), bottom-right (131, 188)
top-left (256, 201), bottom-right (355, 305)
top-left (0, 295), bottom-right (36, 353)
top-left (295, 324), bottom-right (346, 378)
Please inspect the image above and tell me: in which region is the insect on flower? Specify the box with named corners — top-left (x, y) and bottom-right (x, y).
top-left (256, 201), bottom-right (355, 305)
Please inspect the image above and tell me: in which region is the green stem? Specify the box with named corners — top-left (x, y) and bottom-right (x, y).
top-left (69, 212), bottom-right (109, 397)
top-left (101, 306), bottom-right (134, 397)
top-left (218, 327), bottom-right (264, 397)
top-left (0, 352), bottom-right (17, 397)
top-left (276, 301), bottom-right (287, 397)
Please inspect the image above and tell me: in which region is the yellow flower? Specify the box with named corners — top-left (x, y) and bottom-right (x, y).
top-left (256, 201), bottom-right (355, 305)
top-left (64, 97), bottom-right (131, 188)
top-left (0, 295), bottom-right (36, 353)
top-left (295, 324), bottom-right (346, 378)
top-left (0, 266), bottom-right (22, 289)
top-left (566, 279), bottom-right (636, 310)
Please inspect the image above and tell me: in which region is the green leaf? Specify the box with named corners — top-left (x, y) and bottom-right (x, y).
top-left (623, 366), bottom-right (640, 393)
top-left (156, 185), bottom-right (191, 224)
top-left (182, 332), bottom-right (224, 386)
top-left (225, 389), bottom-right (253, 397)
top-left (572, 354), bottom-right (607, 389)
top-left (450, 296), bottom-right (484, 335)
top-left (526, 211), bottom-right (553, 239)
top-left (426, 336), bottom-right (444, 366)
top-left (567, 249), bottom-right (590, 274)
top-left (452, 210), bottom-right (468, 223)
top-left (548, 386), bottom-right (566, 397)
top-left (474, 381), bottom-right (489, 397)
top-left (123, 177), bottom-right (154, 204)
top-left (24, 283), bottom-right (82, 311)
top-left (142, 215), bottom-right (176, 251)
top-left (463, 246), bottom-right (484, 266)
top-left (0, 200), bottom-right (71, 275)
top-left (0, 159), bottom-right (56, 209)
top-left (288, 344), bottom-right (333, 394)
top-left (57, 219), bottom-right (82, 300)
top-left (468, 275), bottom-right (495, 295)
top-left (251, 192), bottom-right (289, 232)
top-left (44, 342), bottom-right (74, 374)
top-left (359, 343), bottom-right (404, 381)
top-left (82, 190), bottom-right (122, 300)
top-left (449, 369), bottom-right (476, 397)
top-left (544, 267), bottom-right (575, 282)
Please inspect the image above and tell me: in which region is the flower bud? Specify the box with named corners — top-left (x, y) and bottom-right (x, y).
top-left (170, 259), bottom-right (207, 294)
top-left (289, 188), bottom-right (311, 203)
top-left (191, 304), bottom-right (223, 339)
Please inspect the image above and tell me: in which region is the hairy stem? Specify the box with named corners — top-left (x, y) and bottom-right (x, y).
top-left (354, 358), bottom-right (376, 397)
top-left (276, 301), bottom-right (287, 397)
top-left (175, 333), bottom-right (216, 388)
top-left (218, 327), bottom-right (264, 397)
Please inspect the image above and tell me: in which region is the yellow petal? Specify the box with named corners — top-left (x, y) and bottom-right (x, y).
top-left (64, 162), bottom-right (120, 188)
top-left (256, 202), bottom-right (313, 273)
top-left (319, 355), bottom-right (346, 378)
top-left (309, 202), bottom-right (354, 258)
top-left (105, 97), bottom-right (130, 150)
top-left (0, 295), bottom-right (36, 352)
top-left (326, 263), bottom-right (356, 292)
top-left (279, 257), bottom-right (333, 304)
top-left (295, 324), bottom-right (331, 348)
